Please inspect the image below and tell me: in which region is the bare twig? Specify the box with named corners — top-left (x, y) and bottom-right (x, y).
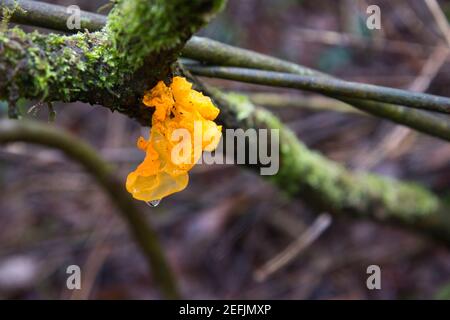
top-left (356, 0), bottom-right (450, 170)
top-left (0, 0), bottom-right (106, 31)
top-left (254, 214), bottom-right (332, 282)
top-left (246, 92), bottom-right (363, 115)
top-left (425, 0), bottom-right (450, 47)
top-left (187, 65), bottom-right (450, 114)
top-left (357, 45), bottom-right (450, 169)
top-left (287, 27), bottom-right (438, 56)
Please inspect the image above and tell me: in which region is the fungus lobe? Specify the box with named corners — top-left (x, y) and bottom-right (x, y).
top-left (126, 77), bottom-right (222, 202)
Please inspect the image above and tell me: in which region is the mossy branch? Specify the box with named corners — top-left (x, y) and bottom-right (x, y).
top-left (4, 0), bottom-right (450, 142)
top-left (0, 0), bottom-right (225, 124)
top-left (0, 0), bottom-right (106, 31)
top-left (0, 119), bottom-right (179, 299)
top-left (195, 84), bottom-right (450, 244)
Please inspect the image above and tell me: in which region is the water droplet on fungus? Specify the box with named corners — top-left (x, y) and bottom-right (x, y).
top-left (146, 199), bottom-right (161, 207)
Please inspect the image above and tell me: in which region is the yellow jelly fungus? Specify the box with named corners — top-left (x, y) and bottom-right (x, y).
top-left (126, 76), bottom-right (222, 202)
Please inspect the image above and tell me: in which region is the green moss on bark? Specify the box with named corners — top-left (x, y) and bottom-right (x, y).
top-left (201, 89), bottom-right (450, 241)
top-left (0, 0), bottom-right (225, 123)
top-left (106, 0), bottom-right (225, 71)
top-left (253, 107), bottom-right (439, 221)
top-left (0, 28), bottom-right (111, 101)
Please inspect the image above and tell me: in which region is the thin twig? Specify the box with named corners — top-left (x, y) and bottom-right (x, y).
top-left (187, 65), bottom-right (450, 114)
top-left (287, 27), bottom-right (439, 56)
top-left (246, 92), bottom-right (364, 115)
top-left (254, 214), bottom-right (332, 282)
top-left (0, 0), bottom-right (106, 31)
top-left (425, 0), bottom-right (450, 47)
top-left (183, 37), bottom-right (450, 141)
top-left (356, 0), bottom-right (450, 170)
top-left (356, 45), bottom-right (449, 169)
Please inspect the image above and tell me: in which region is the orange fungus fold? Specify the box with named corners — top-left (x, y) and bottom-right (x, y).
top-left (126, 76), bottom-right (222, 202)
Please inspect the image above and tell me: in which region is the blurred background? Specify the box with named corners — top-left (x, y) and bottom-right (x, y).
top-left (1, 0), bottom-right (450, 299)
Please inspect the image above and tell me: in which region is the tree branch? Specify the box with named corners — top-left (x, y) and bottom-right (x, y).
top-left (0, 0), bottom-right (106, 31)
top-left (4, 0), bottom-right (450, 142)
top-left (187, 65), bottom-right (450, 114)
top-left (195, 83), bottom-right (450, 245)
top-left (183, 37), bottom-right (450, 142)
top-left (0, 0), bottom-right (225, 125)
top-left (0, 119), bottom-right (179, 299)
top-left (243, 92), bottom-right (363, 114)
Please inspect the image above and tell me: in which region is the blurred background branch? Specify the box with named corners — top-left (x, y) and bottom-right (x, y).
top-left (0, 119), bottom-right (179, 299)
